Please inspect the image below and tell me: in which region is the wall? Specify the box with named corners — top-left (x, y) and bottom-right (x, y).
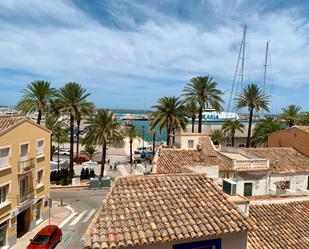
top-left (174, 133), bottom-right (206, 149)
top-left (0, 120), bottom-right (51, 248)
top-left (269, 173), bottom-right (309, 194)
top-left (268, 127), bottom-right (309, 157)
top-left (181, 166), bottom-right (219, 178)
top-left (123, 231), bottom-right (248, 249)
top-left (234, 172), bottom-right (269, 196)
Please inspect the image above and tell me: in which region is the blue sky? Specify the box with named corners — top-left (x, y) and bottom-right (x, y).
top-left (0, 0), bottom-right (309, 113)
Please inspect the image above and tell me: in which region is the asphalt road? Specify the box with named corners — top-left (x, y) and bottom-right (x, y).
top-left (51, 189), bottom-right (108, 249)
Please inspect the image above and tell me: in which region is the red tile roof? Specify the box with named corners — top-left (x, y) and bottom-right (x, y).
top-left (83, 174), bottom-right (254, 249)
top-left (0, 116), bottom-right (25, 134)
top-left (248, 200), bottom-right (309, 249)
top-left (244, 147), bottom-right (309, 173)
top-left (154, 136), bottom-right (231, 173)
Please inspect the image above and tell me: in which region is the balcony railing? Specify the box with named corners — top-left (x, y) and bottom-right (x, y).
top-left (18, 158), bottom-right (35, 174)
top-left (232, 159), bottom-right (269, 171)
top-left (18, 189), bottom-right (34, 205)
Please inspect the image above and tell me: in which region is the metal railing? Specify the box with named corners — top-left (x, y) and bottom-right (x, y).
top-left (18, 158), bottom-right (35, 174)
top-left (18, 189), bottom-right (34, 205)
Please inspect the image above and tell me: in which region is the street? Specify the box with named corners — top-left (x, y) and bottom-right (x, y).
top-left (50, 189), bottom-right (108, 249)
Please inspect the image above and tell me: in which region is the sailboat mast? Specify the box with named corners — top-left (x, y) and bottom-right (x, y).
top-left (263, 41), bottom-right (269, 93)
top-left (240, 25), bottom-right (247, 90)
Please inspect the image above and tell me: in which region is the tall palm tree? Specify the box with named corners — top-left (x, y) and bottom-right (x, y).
top-left (57, 82), bottom-right (91, 177)
top-left (17, 80), bottom-right (56, 124)
top-left (222, 119), bottom-right (245, 147)
top-left (281, 104), bottom-right (301, 127)
top-left (75, 103), bottom-right (95, 159)
top-left (150, 97), bottom-right (187, 146)
top-left (85, 109), bottom-right (123, 178)
top-left (45, 114), bottom-right (62, 161)
top-left (183, 76), bottom-right (224, 133)
top-left (185, 101), bottom-right (198, 133)
top-left (210, 129), bottom-right (225, 145)
top-left (124, 123), bottom-right (139, 164)
top-left (252, 117), bottom-right (283, 147)
top-left (236, 84), bottom-right (269, 148)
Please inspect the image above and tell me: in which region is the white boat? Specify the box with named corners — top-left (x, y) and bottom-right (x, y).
top-left (201, 108), bottom-right (239, 122)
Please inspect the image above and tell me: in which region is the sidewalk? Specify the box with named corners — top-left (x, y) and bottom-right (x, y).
top-left (11, 202), bottom-right (72, 249)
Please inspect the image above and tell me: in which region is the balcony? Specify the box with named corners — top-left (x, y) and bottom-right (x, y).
top-left (18, 158), bottom-right (35, 174)
top-left (18, 190), bottom-right (34, 206)
top-left (232, 159), bottom-right (269, 171)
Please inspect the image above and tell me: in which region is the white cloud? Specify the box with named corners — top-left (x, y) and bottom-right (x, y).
top-left (0, 0), bottom-right (308, 110)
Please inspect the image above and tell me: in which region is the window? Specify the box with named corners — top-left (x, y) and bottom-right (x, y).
top-left (188, 140), bottom-right (194, 148)
top-left (37, 169), bottom-right (44, 185)
top-left (35, 199), bottom-right (42, 221)
top-left (37, 140), bottom-right (44, 156)
top-left (173, 238), bottom-right (220, 249)
top-left (0, 221), bottom-right (8, 247)
top-left (20, 144), bottom-right (29, 161)
top-left (0, 184), bottom-right (9, 204)
top-left (0, 147), bottom-right (10, 168)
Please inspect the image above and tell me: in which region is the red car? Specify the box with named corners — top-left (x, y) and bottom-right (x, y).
top-left (27, 225), bottom-right (62, 249)
top-left (74, 155), bottom-right (90, 164)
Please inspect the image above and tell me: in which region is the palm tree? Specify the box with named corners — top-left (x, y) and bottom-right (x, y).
top-left (150, 97), bottom-right (187, 146)
top-left (183, 76), bottom-right (224, 133)
top-left (299, 112), bottom-right (309, 125)
top-left (210, 129), bottom-right (225, 145)
top-left (185, 101), bottom-right (198, 133)
top-left (235, 84), bottom-right (269, 148)
top-left (57, 82), bottom-right (91, 177)
top-left (81, 144), bottom-right (99, 161)
top-left (124, 123), bottom-right (139, 164)
top-left (17, 80), bottom-right (56, 124)
top-left (252, 117), bottom-right (283, 146)
top-left (222, 119), bottom-right (245, 147)
top-left (45, 114), bottom-right (63, 161)
top-left (85, 109), bottom-right (123, 178)
top-left (75, 103), bottom-right (95, 159)
top-left (281, 104), bottom-right (301, 127)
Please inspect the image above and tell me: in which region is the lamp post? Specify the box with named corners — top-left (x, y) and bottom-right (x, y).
top-left (142, 126), bottom-right (145, 155)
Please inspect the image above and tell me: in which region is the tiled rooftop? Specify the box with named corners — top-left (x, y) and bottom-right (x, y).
top-left (248, 200), bottom-right (309, 249)
top-left (244, 147), bottom-right (309, 173)
top-left (0, 116), bottom-right (25, 134)
top-left (154, 136), bottom-right (231, 173)
top-left (295, 125), bottom-right (309, 133)
top-left (83, 174), bottom-right (254, 249)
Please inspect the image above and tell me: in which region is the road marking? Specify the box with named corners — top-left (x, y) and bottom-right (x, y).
top-left (82, 209), bottom-right (97, 223)
top-left (69, 211), bottom-right (87, 226)
top-left (59, 212), bottom-right (77, 228)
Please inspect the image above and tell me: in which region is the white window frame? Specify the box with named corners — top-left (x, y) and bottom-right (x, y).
top-left (36, 139), bottom-right (45, 158)
top-left (188, 139), bottom-right (194, 149)
top-left (19, 142), bottom-right (30, 161)
top-left (0, 146), bottom-right (11, 170)
top-left (0, 181), bottom-right (11, 207)
top-left (36, 168), bottom-right (44, 188)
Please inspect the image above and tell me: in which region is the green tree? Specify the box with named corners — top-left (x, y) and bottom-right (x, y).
top-left (235, 84), bottom-right (269, 148)
top-left (185, 101), bottom-right (198, 133)
top-left (210, 129), bottom-right (225, 145)
top-left (124, 123), bottom-right (139, 164)
top-left (17, 80), bottom-right (56, 124)
top-left (222, 119), bottom-right (245, 147)
top-left (81, 144), bottom-right (99, 161)
top-left (85, 109), bottom-right (123, 177)
top-left (45, 114), bottom-right (63, 161)
top-left (299, 112), bottom-right (309, 125)
top-left (252, 117), bottom-right (283, 146)
top-left (57, 82), bottom-right (91, 177)
top-left (183, 76), bottom-right (224, 133)
top-left (281, 104), bottom-right (301, 127)
top-left (150, 97), bottom-right (187, 147)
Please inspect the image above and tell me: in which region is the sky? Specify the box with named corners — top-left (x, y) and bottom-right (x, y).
top-left (0, 0), bottom-right (309, 113)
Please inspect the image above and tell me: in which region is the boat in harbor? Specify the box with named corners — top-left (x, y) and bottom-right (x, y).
top-left (201, 108), bottom-right (239, 122)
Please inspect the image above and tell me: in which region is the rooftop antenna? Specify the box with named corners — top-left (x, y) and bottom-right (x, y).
top-left (227, 25), bottom-right (247, 112)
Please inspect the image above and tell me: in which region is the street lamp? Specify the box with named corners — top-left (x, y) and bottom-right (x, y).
top-left (142, 126), bottom-right (145, 154)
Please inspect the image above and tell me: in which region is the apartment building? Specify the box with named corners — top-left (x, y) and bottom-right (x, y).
top-left (0, 116), bottom-right (51, 248)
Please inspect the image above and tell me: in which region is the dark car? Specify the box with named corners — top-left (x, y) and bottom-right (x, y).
top-left (27, 225), bottom-right (62, 249)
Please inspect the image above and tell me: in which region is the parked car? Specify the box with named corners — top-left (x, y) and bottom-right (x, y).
top-left (74, 155), bottom-right (90, 163)
top-left (134, 146), bottom-right (152, 154)
top-left (27, 225), bottom-right (62, 249)
top-left (54, 148), bottom-right (70, 156)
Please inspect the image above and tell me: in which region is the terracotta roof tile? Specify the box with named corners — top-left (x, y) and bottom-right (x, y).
top-left (0, 116), bottom-right (25, 133)
top-left (154, 136), bottom-right (231, 173)
top-left (245, 147), bottom-right (309, 173)
top-left (83, 174), bottom-right (253, 249)
top-left (248, 200), bottom-right (309, 249)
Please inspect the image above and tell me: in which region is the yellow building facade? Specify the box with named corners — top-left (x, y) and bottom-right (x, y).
top-left (0, 116), bottom-right (51, 248)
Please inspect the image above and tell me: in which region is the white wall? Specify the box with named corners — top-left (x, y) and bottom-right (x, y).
top-left (234, 173), bottom-right (269, 196)
top-left (181, 166), bottom-right (219, 178)
top-left (269, 173), bottom-right (309, 194)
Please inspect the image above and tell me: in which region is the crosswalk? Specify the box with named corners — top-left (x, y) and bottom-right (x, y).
top-left (59, 209), bottom-right (97, 228)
